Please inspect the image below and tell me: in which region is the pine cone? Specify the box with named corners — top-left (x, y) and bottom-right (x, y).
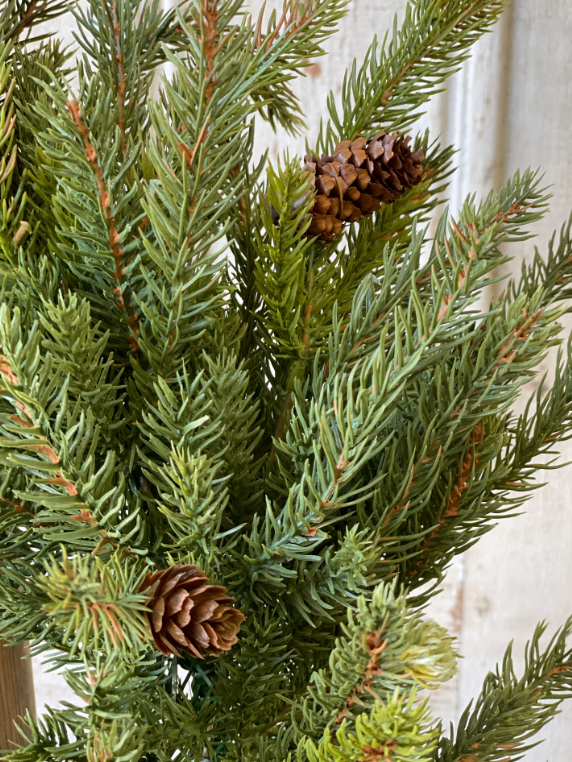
top-left (304, 131), bottom-right (425, 242)
top-left (140, 565), bottom-right (245, 658)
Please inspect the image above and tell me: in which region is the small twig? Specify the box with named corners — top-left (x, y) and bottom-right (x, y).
top-left (109, 0), bottom-right (127, 154)
top-left (66, 99), bottom-right (139, 353)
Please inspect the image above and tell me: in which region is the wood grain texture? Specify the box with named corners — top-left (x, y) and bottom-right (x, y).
top-left (0, 641), bottom-right (35, 749)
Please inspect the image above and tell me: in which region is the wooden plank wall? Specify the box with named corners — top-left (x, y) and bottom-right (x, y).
top-left (34, 3), bottom-right (572, 759)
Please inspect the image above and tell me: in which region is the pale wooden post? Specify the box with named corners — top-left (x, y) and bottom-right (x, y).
top-left (0, 641), bottom-right (35, 749)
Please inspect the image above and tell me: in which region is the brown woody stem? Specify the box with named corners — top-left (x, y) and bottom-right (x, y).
top-left (109, 0), bottom-right (126, 154)
top-left (66, 99), bottom-right (139, 354)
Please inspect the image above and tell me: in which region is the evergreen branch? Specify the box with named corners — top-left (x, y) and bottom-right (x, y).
top-left (256, 136), bottom-right (453, 469)
top-left (0, 41), bottom-right (33, 266)
top-left (285, 582), bottom-right (455, 747)
top-left (0, 306), bottom-right (143, 554)
top-left (347, 170), bottom-right (556, 585)
top-left (72, 0), bottom-right (194, 70)
top-left (235, 294), bottom-right (453, 604)
top-left (2, 0), bottom-right (572, 759)
top-left (2, 654), bottom-right (208, 762)
top-left (250, 0), bottom-right (348, 133)
top-left (278, 526), bottom-right (387, 624)
top-left (0, 337), bottom-right (86, 503)
top-left (210, 608), bottom-right (312, 756)
top-left (236, 184), bottom-right (517, 604)
top-left (317, 0), bottom-right (505, 151)
top-left (402, 293), bottom-right (565, 587)
top-left (504, 343), bottom-right (572, 483)
top-left (130, 12), bottom-right (259, 387)
top-left (137, 357), bottom-right (263, 567)
top-left (6, 40), bottom-right (73, 271)
top-left (413, 423), bottom-right (484, 569)
top-left (304, 691), bottom-right (439, 762)
top-left (198, 351), bottom-right (265, 520)
top-left (258, 168), bottom-right (553, 614)
top-left (141, 445), bottom-right (230, 558)
top-left (413, 339), bottom-right (572, 589)
top-left (317, 0), bottom-right (505, 153)
top-left (66, 99), bottom-right (140, 353)
top-left (228, 133), bottom-right (267, 367)
top-left (438, 619), bottom-right (572, 762)
top-left (254, 0), bottom-right (347, 58)
top-left (511, 211), bottom-right (572, 306)
top-left (255, 158), bottom-right (315, 361)
top-left (33, 74), bottom-right (145, 365)
top-left (327, 165), bottom-right (545, 381)
top-left (71, 0), bottom-right (186, 137)
top-left (36, 549), bottom-right (151, 659)
top-left (0, 0), bottom-right (69, 45)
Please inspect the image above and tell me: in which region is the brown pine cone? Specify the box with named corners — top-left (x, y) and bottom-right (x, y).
top-left (304, 131), bottom-right (425, 242)
top-left (140, 565), bottom-right (245, 659)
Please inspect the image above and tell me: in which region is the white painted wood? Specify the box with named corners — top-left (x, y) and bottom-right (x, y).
top-left (32, 657), bottom-right (74, 716)
top-left (31, 2), bottom-right (572, 759)
top-left (424, 555), bottom-right (465, 726)
top-left (502, 1), bottom-right (572, 247)
top-left (443, 5), bottom-right (515, 212)
top-left (435, 5), bottom-right (572, 760)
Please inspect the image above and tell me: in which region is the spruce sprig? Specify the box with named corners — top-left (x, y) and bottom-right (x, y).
top-left (316, 0), bottom-right (506, 151)
top-left (438, 619), bottom-right (572, 762)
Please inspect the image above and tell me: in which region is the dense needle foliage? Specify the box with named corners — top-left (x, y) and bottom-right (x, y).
top-left (0, 0), bottom-right (571, 761)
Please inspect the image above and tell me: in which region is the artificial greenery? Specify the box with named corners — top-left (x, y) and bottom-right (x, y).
top-left (0, 0), bottom-right (571, 760)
